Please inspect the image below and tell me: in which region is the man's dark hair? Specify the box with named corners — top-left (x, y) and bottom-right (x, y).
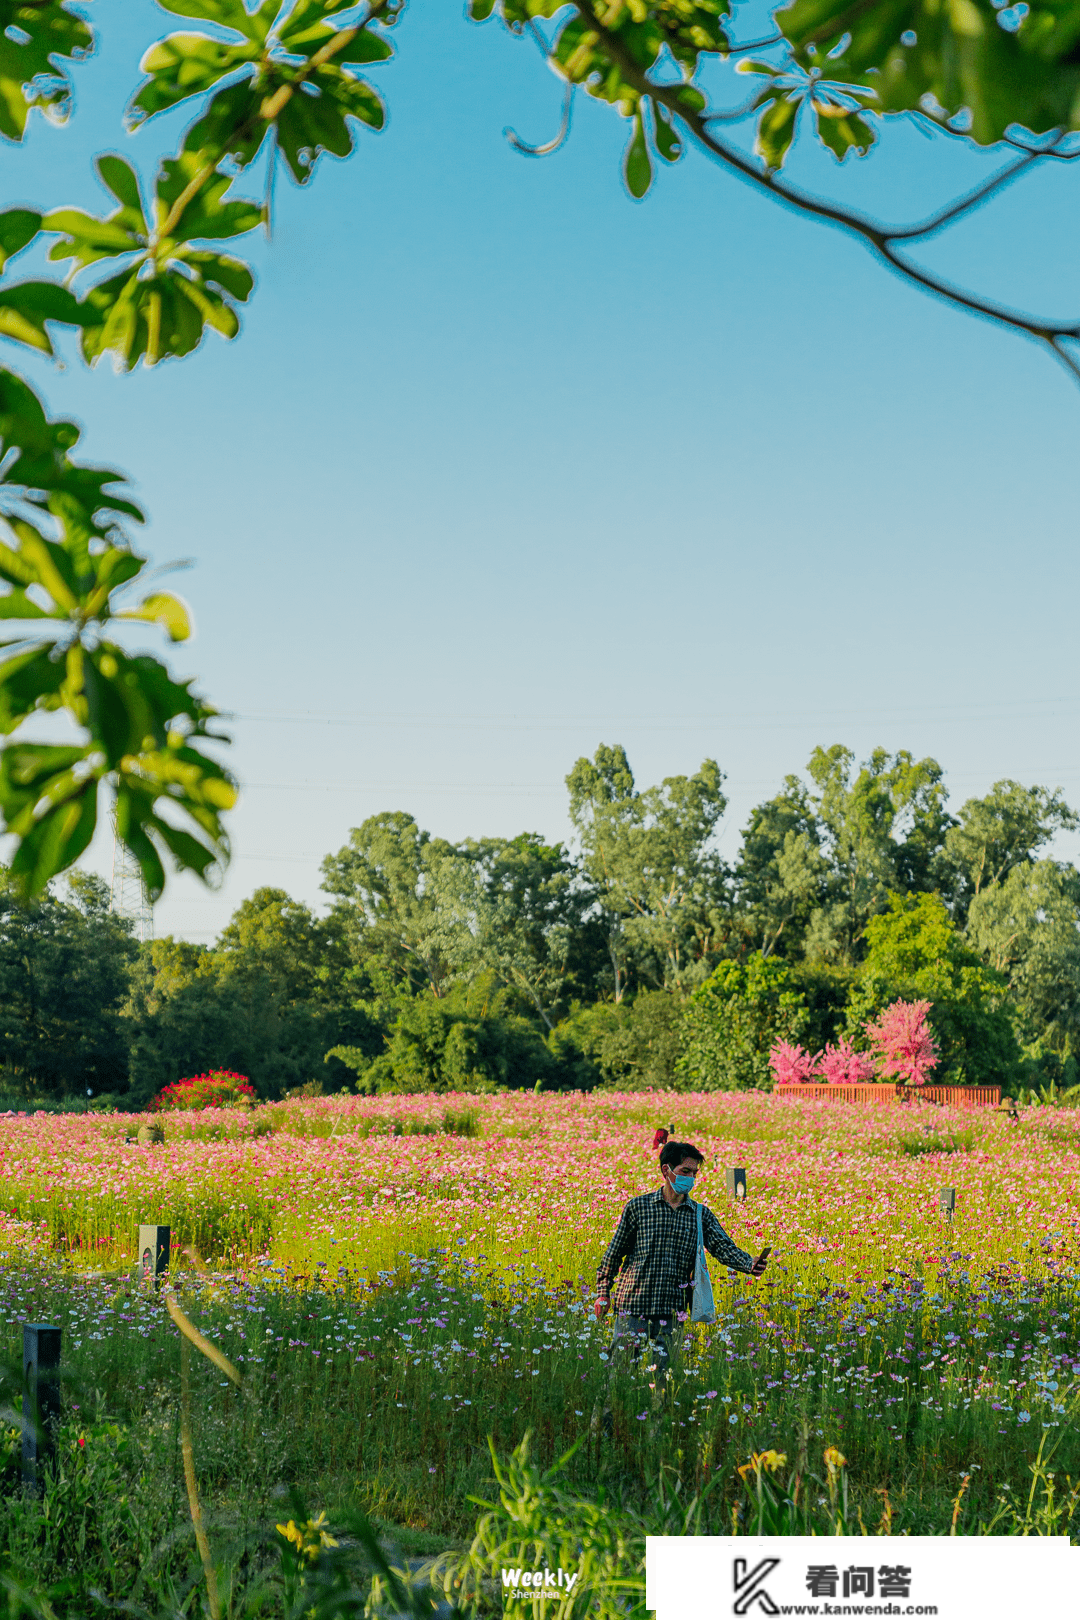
top-left (659, 1140), bottom-right (705, 1172)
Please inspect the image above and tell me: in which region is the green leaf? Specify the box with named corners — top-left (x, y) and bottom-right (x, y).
top-left (95, 154), bottom-right (148, 225)
top-left (469, 0), bottom-right (498, 17)
top-left (780, 0), bottom-right (1080, 144)
top-left (129, 33), bottom-right (260, 125)
top-left (652, 98), bottom-right (682, 162)
top-left (0, 0), bottom-right (93, 144)
top-left (0, 745), bottom-right (99, 897)
top-left (0, 372), bottom-right (143, 534)
top-left (755, 91), bottom-right (801, 170)
top-left (179, 80), bottom-right (269, 171)
top-left (675, 85), bottom-right (707, 113)
top-left (0, 209), bottom-right (41, 273)
top-left (116, 592), bottom-right (191, 643)
top-left (0, 590), bottom-right (50, 622)
top-left (624, 108), bottom-right (653, 198)
top-left (0, 645), bottom-right (68, 735)
top-left (277, 4), bottom-right (394, 60)
top-left (274, 66), bottom-right (386, 183)
top-left (75, 250), bottom-right (254, 370)
top-left (0, 282), bottom-right (89, 355)
top-left (813, 100), bottom-right (878, 160)
top-left (153, 0), bottom-right (278, 42)
top-left (44, 209), bottom-right (145, 273)
top-left (157, 154), bottom-right (264, 241)
top-left (114, 733), bottom-right (237, 902)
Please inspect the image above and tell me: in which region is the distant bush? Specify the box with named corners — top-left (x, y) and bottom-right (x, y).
top-left (153, 1071), bottom-right (255, 1110)
top-left (548, 992), bottom-right (684, 1090)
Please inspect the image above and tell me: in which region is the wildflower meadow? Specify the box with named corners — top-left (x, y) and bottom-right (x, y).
top-left (3, 1089), bottom-right (1080, 1614)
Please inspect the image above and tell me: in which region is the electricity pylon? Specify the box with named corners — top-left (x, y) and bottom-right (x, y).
top-left (110, 815), bottom-right (154, 943)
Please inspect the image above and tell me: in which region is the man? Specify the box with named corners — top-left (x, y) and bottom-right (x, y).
top-left (593, 1140), bottom-right (769, 1420)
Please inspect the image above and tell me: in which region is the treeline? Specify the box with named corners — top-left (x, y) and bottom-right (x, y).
top-left (4, 743), bottom-right (1079, 1106)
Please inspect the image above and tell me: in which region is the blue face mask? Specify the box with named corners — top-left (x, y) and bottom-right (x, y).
top-left (672, 1172), bottom-right (695, 1194)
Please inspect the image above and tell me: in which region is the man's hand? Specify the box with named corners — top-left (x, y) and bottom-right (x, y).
top-left (594, 1297), bottom-right (610, 1321)
top-left (749, 1247), bottom-right (771, 1279)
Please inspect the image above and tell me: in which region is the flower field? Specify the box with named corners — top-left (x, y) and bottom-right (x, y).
top-left (3, 1089), bottom-right (1077, 1291)
top-left (3, 1090), bottom-right (1080, 1607)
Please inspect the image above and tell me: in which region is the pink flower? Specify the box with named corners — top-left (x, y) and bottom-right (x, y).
top-left (865, 999), bottom-right (939, 1087)
top-left (813, 1037), bottom-right (876, 1086)
top-left (769, 1040), bottom-right (816, 1086)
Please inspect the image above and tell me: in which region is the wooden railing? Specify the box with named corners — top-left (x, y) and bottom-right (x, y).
top-left (777, 1082), bottom-right (1002, 1108)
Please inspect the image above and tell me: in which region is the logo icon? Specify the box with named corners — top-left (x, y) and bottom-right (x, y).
top-left (732, 1558), bottom-right (780, 1616)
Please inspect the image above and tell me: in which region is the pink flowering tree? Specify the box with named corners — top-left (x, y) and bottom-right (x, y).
top-left (814, 1037), bottom-right (877, 1085)
top-left (865, 999), bottom-right (939, 1087)
top-left (769, 1039), bottom-right (817, 1086)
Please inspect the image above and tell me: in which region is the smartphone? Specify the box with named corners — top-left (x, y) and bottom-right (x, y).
top-left (754, 1246), bottom-right (772, 1267)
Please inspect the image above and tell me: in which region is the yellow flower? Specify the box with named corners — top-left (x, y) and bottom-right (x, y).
top-left (277, 1519), bottom-right (304, 1551)
top-left (737, 1449), bottom-right (788, 1482)
top-left (823, 1447), bottom-right (847, 1471)
top-left (276, 1512), bottom-right (340, 1564)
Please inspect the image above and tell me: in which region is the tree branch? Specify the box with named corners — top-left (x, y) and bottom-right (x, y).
top-left (568, 0), bottom-right (1080, 377)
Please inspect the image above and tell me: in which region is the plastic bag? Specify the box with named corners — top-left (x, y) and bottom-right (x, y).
top-left (691, 1199), bottom-right (716, 1324)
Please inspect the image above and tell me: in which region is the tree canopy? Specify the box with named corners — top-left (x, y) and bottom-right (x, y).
top-left (5, 741), bottom-right (1078, 1103)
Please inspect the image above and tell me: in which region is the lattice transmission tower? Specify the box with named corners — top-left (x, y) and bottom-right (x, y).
top-left (110, 814), bottom-right (154, 943)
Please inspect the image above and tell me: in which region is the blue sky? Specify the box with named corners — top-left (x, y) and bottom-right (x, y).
top-left (9, 0), bottom-right (1080, 938)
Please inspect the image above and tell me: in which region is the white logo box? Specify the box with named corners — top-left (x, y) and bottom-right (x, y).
top-left (646, 1536), bottom-right (1080, 1619)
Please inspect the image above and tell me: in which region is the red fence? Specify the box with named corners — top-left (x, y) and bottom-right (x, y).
top-left (777, 1082), bottom-right (1002, 1108)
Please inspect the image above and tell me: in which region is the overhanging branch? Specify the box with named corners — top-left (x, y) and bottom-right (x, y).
top-left (558, 1), bottom-right (1080, 382)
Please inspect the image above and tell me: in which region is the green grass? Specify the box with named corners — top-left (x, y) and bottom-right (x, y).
top-left (3, 1245), bottom-right (1080, 1615)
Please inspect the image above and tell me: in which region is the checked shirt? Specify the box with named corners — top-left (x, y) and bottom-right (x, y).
top-left (597, 1187), bottom-right (755, 1319)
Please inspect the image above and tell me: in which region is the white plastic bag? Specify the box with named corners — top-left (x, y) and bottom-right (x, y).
top-left (690, 1199), bottom-right (716, 1324)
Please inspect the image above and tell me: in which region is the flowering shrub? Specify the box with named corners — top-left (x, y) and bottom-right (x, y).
top-left (153, 1071), bottom-right (255, 1111)
top-left (769, 1040), bottom-right (817, 1086)
top-left (866, 999), bottom-right (939, 1088)
top-left (815, 1037), bottom-right (876, 1086)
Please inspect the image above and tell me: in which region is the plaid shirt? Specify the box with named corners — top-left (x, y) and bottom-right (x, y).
top-left (596, 1188), bottom-right (755, 1319)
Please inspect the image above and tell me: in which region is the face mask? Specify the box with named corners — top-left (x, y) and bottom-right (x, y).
top-left (672, 1172), bottom-right (695, 1194)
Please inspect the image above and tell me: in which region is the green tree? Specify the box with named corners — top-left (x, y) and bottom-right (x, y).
top-left (966, 860), bottom-right (1080, 1057)
top-left (0, 868), bottom-right (136, 1097)
top-left (734, 776), bottom-right (827, 959)
top-left (846, 891), bottom-right (1019, 1087)
top-left (676, 955), bottom-right (809, 1091)
top-left (125, 887), bottom-right (369, 1103)
top-left (803, 746), bottom-right (949, 963)
top-left (548, 990), bottom-right (685, 1090)
top-left (432, 833), bottom-right (601, 1031)
top-left (566, 745), bottom-right (728, 997)
top-left (321, 812), bottom-right (462, 997)
top-left (330, 973), bottom-right (552, 1094)
top-left (943, 782), bottom-right (1078, 922)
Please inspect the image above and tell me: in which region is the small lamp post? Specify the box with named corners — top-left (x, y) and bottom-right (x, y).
top-left (726, 1167), bottom-right (747, 1201)
top-left (939, 1188), bottom-right (956, 1220)
top-left (139, 1224), bottom-right (171, 1289)
top-left (22, 1323), bottom-right (61, 1494)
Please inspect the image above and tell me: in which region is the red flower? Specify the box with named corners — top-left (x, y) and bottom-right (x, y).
top-left (652, 1128), bottom-right (668, 1150)
top-left (77, 1435), bottom-right (86, 1448)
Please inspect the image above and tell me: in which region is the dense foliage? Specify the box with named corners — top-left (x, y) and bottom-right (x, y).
top-left (3, 743), bottom-right (1078, 1104)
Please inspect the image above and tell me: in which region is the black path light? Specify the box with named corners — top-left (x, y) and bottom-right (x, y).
top-left (22, 1323), bottom-right (61, 1493)
top-left (940, 1189), bottom-right (956, 1220)
top-left (726, 1167), bottom-right (747, 1201)
top-left (139, 1223), bottom-right (171, 1288)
